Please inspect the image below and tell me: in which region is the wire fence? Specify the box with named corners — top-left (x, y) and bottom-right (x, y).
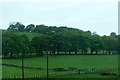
top-left (2, 66), bottom-right (119, 79)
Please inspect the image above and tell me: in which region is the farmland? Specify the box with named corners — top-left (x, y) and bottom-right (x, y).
top-left (2, 23), bottom-right (119, 79)
top-left (2, 55), bottom-right (118, 78)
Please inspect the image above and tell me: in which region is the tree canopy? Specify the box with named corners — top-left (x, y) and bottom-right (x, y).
top-left (2, 22), bottom-right (119, 58)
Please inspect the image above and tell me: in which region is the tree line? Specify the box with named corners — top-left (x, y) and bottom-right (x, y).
top-left (2, 22), bottom-right (119, 58)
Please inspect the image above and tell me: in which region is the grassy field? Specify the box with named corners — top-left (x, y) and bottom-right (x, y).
top-left (2, 55), bottom-right (118, 78)
top-left (2, 30), bottom-right (41, 41)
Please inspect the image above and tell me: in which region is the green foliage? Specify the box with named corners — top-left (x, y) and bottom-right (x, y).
top-left (110, 32), bottom-right (117, 37)
top-left (7, 22), bottom-right (25, 32)
top-left (24, 24), bottom-right (35, 32)
top-left (2, 30), bottom-right (30, 58)
top-left (102, 35), bottom-right (118, 54)
top-left (31, 35), bottom-right (49, 56)
top-left (90, 35), bottom-right (103, 54)
top-left (3, 23), bottom-right (119, 58)
top-left (34, 24), bottom-right (48, 33)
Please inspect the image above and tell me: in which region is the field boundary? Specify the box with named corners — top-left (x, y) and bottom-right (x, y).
top-left (2, 63), bottom-right (119, 79)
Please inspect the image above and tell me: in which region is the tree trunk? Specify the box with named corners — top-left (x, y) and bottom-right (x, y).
top-left (50, 52), bottom-right (52, 55)
top-left (53, 51), bottom-right (55, 55)
top-left (96, 51), bottom-right (97, 54)
top-left (81, 50), bottom-right (84, 55)
top-left (109, 51), bottom-right (111, 55)
top-left (69, 51), bottom-right (71, 54)
top-left (57, 51), bottom-right (59, 54)
top-left (86, 51), bottom-right (88, 54)
top-left (91, 50), bottom-right (93, 55)
top-left (102, 50), bottom-right (104, 54)
top-left (38, 50), bottom-right (43, 56)
top-left (4, 54), bottom-right (7, 58)
top-left (10, 53), bottom-right (13, 58)
top-left (40, 51), bottom-right (43, 56)
top-left (75, 51), bottom-right (77, 54)
top-left (36, 49), bottom-right (38, 56)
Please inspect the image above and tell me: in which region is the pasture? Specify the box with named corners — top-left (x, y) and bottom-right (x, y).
top-left (2, 55), bottom-right (118, 78)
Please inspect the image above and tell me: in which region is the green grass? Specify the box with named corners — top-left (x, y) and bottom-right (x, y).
top-left (2, 30), bottom-right (41, 40)
top-left (51, 74), bottom-right (118, 78)
top-left (18, 32), bottom-right (42, 40)
top-left (2, 55), bottom-right (118, 78)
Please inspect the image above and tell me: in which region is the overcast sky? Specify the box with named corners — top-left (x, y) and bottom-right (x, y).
top-left (0, 0), bottom-right (118, 35)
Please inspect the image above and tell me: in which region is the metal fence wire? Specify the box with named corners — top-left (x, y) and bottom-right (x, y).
top-left (2, 67), bottom-right (119, 79)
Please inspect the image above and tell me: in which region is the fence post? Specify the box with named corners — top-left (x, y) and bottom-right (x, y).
top-left (46, 51), bottom-right (49, 80)
top-left (22, 53), bottom-right (24, 80)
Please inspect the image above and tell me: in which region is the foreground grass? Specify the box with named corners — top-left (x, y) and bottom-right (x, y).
top-left (51, 74), bottom-right (118, 78)
top-left (2, 55), bottom-right (118, 78)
